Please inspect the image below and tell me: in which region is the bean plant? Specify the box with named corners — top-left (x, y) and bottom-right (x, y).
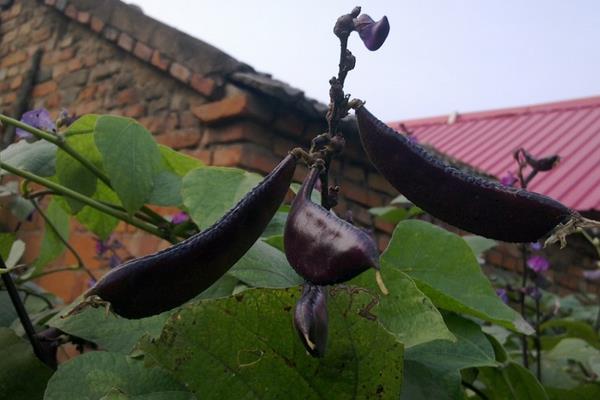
top-left (1, 7), bottom-right (599, 400)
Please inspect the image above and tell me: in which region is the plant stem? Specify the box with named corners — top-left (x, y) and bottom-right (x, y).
top-left (0, 113), bottom-right (170, 227)
top-left (0, 255), bottom-right (45, 362)
top-left (519, 243), bottom-right (530, 369)
top-left (0, 161), bottom-right (171, 241)
top-left (534, 296), bottom-right (542, 381)
top-left (29, 198), bottom-right (96, 281)
top-left (461, 380), bottom-right (489, 400)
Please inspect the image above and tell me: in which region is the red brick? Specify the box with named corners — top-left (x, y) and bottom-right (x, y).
top-left (133, 42), bottom-right (152, 61)
top-left (1, 51), bottom-right (27, 68)
top-left (90, 16), bottom-right (105, 33)
top-left (169, 62), bottom-right (191, 83)
top-left (201, 121), bottom-right (271, 148)
top-left (52, 62), bottom-right (69, 79)
top-left (77, 11), bottom-right (91, 24)
top-left (32, 27), bottom-right (52, 43)
top-left (273, 112), bottom-right (305, 136)
top-left (212, 144), bottom-right (244, 167)
top-left (58, 48), bottom-right (75, 62)
top-left (32, 81), bottom-right (58, 97)
top-left (117, 32), bottom-right (134, 52)
top-left (377, 234), bottom-right (390, 252)
top-left (273, 136), bottom-right (298, 157)
top-left (9, 75), bottom-right (22, 90)
top-left (67, 58), bottom-right (83, 72)
top-left (3, 2), bottom-right (21, 20)
top-left (73, 100), bottom-right (102, 116)
top-left (124, 104), bottom-right (146, 118)
top-left (2, 29), bottom-right (17, 43)
top-left (190, 73), bottom-right (215, 97)
top-left (183, 148), bottom-right (212, 164)
top-left (342, 181), bottom-right (372, 206)
top-left (179, 111), bottom-right (198, 128)
top-left (367, 172), bottom-right (397, 195)
top-left (65, 4), bottom-right (77, 19)
top-left (191, 93), bottom-right (273, 124)
top-left (45, 93), bottom-right (62, 109)
top-left (103, 26), bottom-right (118, 42)
top-left (150, 50), bottom-right (170, 71)
top-left (3, 92), bottom-right (16, 103)
top-left (156, 129), bottom-right (202, 149)
top-left (116, 88), bottom-right (138, 106)
top-left (343, 164), bottom-right (366, 182)
top-left (77, 84), bottom-right (97, 101)
top-left (44, 0), bottom-right (57, 5)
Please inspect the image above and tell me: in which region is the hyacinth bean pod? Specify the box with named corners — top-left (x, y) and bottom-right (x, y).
top-left (293, 284), bottom-right (328, 358)
top-left (355, 105), bottom-right (579, 243)
top-left (85, 154), bottom-right (297, 319)
top-left (284, 164), bottom-right (380, 285)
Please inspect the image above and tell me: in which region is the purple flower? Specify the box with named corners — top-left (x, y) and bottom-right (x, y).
top-left (171, 211), bottom-right (189, 224)
top-left (94, 238), bottom-right (110, 256)
top-left (353, 14), bottom-right (390, 51)
top-left (500, 171), bottom-right (517, 187)
top-left (527, 255), bottom-right (550, 273)
top-left (525, 286), bottom-right (542, 300)
top-left (583, 269), bottom-right (600, 282)
top-left (17, 109), bottom-right (56, 139)
top-left (530, 242), bottom-right (543, 251)
top-left (109, 254), bottom-right (121, 269)
top-left (496, 288), bottom-right (509, 304)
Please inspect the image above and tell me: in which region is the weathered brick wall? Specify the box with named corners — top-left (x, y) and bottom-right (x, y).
top-left (0, 0), bottom-right (397, 302)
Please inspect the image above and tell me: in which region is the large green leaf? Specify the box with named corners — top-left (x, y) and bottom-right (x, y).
top-left (44, 351), bottom-right (195, 400)
top-left (542, 338), bottom-right (600, 389)
top-left (540, 319), bottom-right (600, 350)
top-left (227, 240), bottom-right (302, 288)
top-left (478, 362), bottom-right (549, 400)
top-left (352, 267), bottom-right (454, 348)
top-left (0, 292), bottom-right (19, 328)
top-left (546, 384), bottom-right (600, 400)
top-left (261, 211), bottom-right (288, 238)
top-left (0, 328), bottom-right (53, 400)
top-left (382, 220), bottom-right (532, 334)
top-left (401, 314), bottom-right (497, 400)
top-left (148, 171), bottom-right (183, 206)
top-left (76, 181), bottom-right (120, 240)
top-left (49, 305), bottom-right (170, 355)
top-left (0, 232), bottom-right (14, 261)
top-left (65, 114), bottom-right (98, 136)
top-left (94, 115), bottom-right (162, 214)
top-left (462, 235), bottom-right (497, 259)
top-left (0, 140), bottom-right (56, 177)
top-left (32, 197), bottom-right (70, 276)
top-left (158, 145), bottom-right (203, 176)
top-left (140, 288), bottom-right (404, 399)
top-left (182, 167), bottom-right (262, 229)
top-left (56, 134), bottom-right (102, 213)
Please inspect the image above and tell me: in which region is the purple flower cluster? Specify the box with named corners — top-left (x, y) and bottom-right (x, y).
top-left (17, 109), bottom-right (56, 140)
top-left (170, 211), bottom-right (189, 225)
top-left (527, 255), bottom-right (550, 274)
top-left (94, 235), bottom-right (123, 269)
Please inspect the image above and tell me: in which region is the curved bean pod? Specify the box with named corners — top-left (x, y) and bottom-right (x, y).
top-left (284, 164), bottom-right (380, 285)
top-left (293, 284), bottom-right (328, 357)
top-left (355, 105), bottom-right (577, 243)
top-left (86, 154), bottom-right (297, 319)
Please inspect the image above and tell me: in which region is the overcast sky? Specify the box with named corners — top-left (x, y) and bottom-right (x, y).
top-left (136, 1), bottom-right (600, 122)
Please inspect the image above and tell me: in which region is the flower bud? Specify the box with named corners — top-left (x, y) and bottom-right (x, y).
top-left (353, 14), bottom-right (390, 51)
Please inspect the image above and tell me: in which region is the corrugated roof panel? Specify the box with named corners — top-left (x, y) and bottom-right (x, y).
top-left (390, 96), bottom-right (600, 212)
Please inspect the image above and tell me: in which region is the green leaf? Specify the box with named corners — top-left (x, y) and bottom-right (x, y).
top-left (195, 273), bottom-right (240, 300)
top-left (0, 232), bottom-right (14, 261)
top-left (0, 140), bottom-right (57, 177)
top-left (540, 319), bottom-right (600, 350)
top-left (56, 134), bottom-right (102, 213)
top-left (478, 362), bottom-right (549, 400)
top-left (0, 328), bottom-right (53, 400)
top-left (140, 288), bottom-right (404, 399)
top-left (228, 240), bottom-right (302, 288)
top-left (32, 197), bottom-right (70, 275)
top-left (0, 292), bottom-right (19, 327)
top-left (4, 239), bottom-right (25, 269)
top-left (463, 235), bottom-right (497, 258)
top-left (94, 115), bottom-right (162, 214)
top-left (263, 235), bottom-right (284, 251)
top-left (261, 211), bottom-right (288, 237)
top-left (65, 114), bottom-right (98, 136)
top-left (401, 314), bottom-right (497, 400)
top-left (44, 351), bottom-right (194, 400)
top-left (383, 220), bottom-right (532, 334)
top-left (49, 305), bottom-right (170, 355)
top-left (546, 384), bottom-right (600, 400)
top-left (148, 171), bottom-right (183, 206)
top-left (542, 338), bottom-right (600, 388)
top-left (182, 166), bottom-right (262, 229)
top-left (352, 267), bottom-right (454, 348)
top-left (158, 145), bottom-right (203, 176)
top-left (76, 181), bottom-right (120, 240)
top-left (369, 206), bottom-right (409, 224)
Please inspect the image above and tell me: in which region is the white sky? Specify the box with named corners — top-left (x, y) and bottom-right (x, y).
top-left (135, 1), bottom-right (600, 122)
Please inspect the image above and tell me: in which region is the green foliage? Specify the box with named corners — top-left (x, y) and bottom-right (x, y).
top-left (44, 351), bottom-right (194, 400)
top-left (31, 197), bottom-right (70, 276)
top-left (182, 166), bottom-right (262, 229)
top-left (75, 181), bottom-right (120, 240)
top-left (94, 115), bottom-right (163, 214)
top-left (0, 140), bottom-right (57, 177)
top-left (139, 288), bottom-right (404, 399)
top-left (382, 220), bottom-right (532, 334)
top-left (477, 362), bottom-right (549, 400)
top-left (0, 328), bottom-right (53, 400)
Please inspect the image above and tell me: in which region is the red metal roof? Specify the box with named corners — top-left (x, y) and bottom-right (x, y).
top-left (388, 96), bottom-right (600, 213)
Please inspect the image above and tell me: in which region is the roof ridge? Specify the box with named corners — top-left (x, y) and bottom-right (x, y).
top-left (391, 95), bottom-right (600, 129)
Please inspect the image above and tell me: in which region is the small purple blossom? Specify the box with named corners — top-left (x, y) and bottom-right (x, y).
top-left (583, 269), bottom-right (600, 282)
top-left (500, 171), bottom-right (517, 187)
top-left (530, 242), bottom-right (543, 251)
top-left (171, 211), bottom-right (189, 224)
top-left (17, 109), bottom-right (56, 139)
top-left (109, 254), bottom-right (122, 269)
top-left (353, 14), bottom-right (390, 51)
top-left (94, 238), bottom-right (110, 256)
top-left (496, 288), bottom-right (509, 304)
top-left (525, 286), bottom-right (542, 300)
top-left (527, 255), bottom-right (550, 273)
